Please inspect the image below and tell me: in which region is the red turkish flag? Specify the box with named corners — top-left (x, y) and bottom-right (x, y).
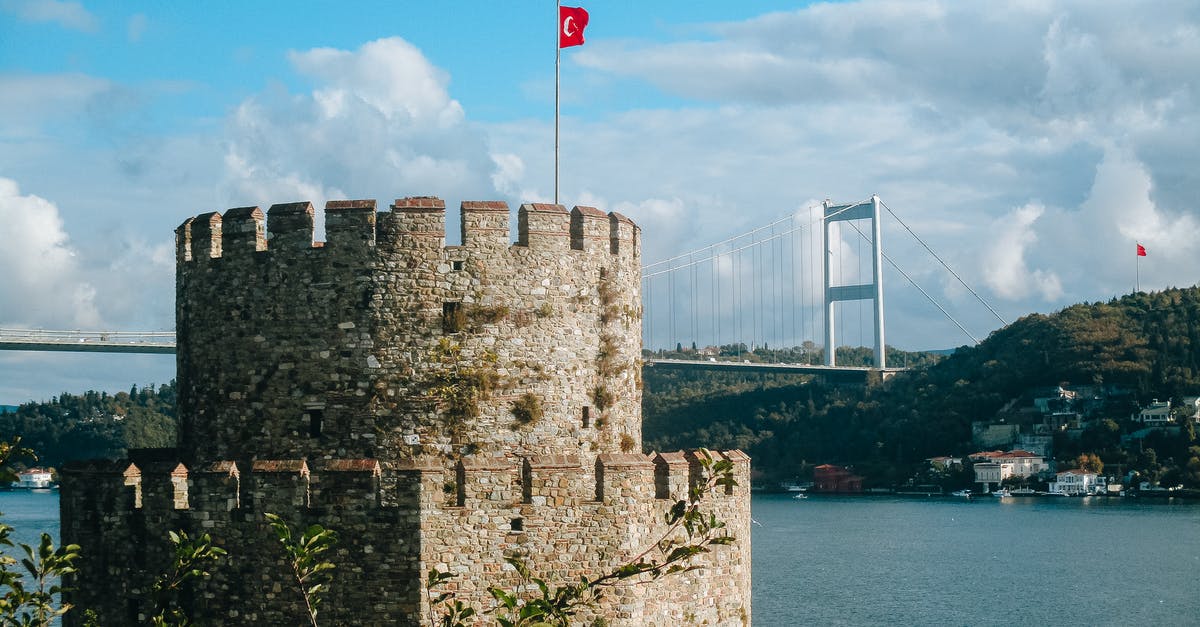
top-left (560, 6), bottom-right (589, 48)
top-left (1137, 243), bottom-right (1147, 257)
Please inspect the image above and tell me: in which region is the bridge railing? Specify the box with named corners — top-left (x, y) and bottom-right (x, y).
top-left (0, 328), bottom-right (177, 354)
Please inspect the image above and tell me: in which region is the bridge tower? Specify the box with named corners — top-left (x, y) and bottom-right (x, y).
top-left (823, 195), bottom-right (885, 368)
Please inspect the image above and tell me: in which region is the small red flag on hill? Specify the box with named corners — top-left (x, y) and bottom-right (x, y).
top-left (1137, 243), bottom-right (1147, 257)
top-left (560, 6), bottom-right (589, 48)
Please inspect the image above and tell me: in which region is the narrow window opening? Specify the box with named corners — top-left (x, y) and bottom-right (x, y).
top-left (581, 406), bottom-right (591, 428)
top-left (307, 409), bottom-right (323, 438)
top-left (452, 260), bottom-right (464, 271)
top-left (511, 517), bottom-right (524, 532)
top-left (442, 302), bottom-right (465, 333)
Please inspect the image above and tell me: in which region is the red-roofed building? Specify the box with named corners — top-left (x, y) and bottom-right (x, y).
top-left (813, 464), bottom-right (863, 493)
top-left (971, 449), bottom-right (1046, 491)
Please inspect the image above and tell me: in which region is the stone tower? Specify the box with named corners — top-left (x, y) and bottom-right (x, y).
top-left (60, 197), bottom-right (751, 626)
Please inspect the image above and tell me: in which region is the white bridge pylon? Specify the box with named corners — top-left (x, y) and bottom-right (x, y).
top-left (823, 195), bottom-right (885, 369)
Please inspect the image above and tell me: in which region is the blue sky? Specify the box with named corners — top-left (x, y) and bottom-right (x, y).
top-left (2, 0), bottom-right (1199, 403)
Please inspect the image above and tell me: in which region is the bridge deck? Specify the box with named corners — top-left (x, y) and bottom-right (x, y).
top-left (644, 358), bottom-right (904, 382)
top-left (0, 330), bottom-right (177, 355)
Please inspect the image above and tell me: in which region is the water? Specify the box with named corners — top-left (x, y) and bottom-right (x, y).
top-left (0, 490), bottom-right (60, 550)
top-left (2, 492), bottom-right (1199, 626)
top-left (753, 493), bottom-right (1200, 626)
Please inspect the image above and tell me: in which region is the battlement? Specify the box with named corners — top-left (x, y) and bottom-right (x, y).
top-left (174, 196), bottom-right (640, 267)
top-left (63, 450), bottom-right (747, 517)
top-left (67, 190), bottom-right (745, 627)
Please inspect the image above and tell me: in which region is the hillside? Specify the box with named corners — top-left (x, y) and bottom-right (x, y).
top-left (643, 287), bottom-right (1200, 486)
top-left (0, 382), bottom-right (177, 468)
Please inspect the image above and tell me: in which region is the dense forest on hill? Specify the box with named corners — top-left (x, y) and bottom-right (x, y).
top-left (643, 287), bottom-right (1200, 487)
top-left (5, 288), bottom-right (1200, 487)
top-left (0, 382), bottom-right (177, 468)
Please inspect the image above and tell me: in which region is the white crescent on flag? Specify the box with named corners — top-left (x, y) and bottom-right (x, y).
top-left (559, 6), bottom-right (588, 48)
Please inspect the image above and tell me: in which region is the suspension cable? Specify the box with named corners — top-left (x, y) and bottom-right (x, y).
top-left (879, 198), bottom-right (1008, 327)
top-left (843, 219), bottom-right (981, 345)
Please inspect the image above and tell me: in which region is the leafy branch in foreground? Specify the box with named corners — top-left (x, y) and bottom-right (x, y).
top-left (0, 436), bottom-right (81, 627)
top-left (428, 448), bottom-right (738, 626)
top-left (149, 530), bottom-right (226, 627)
top-left (0, 531), bottom-right (81, 626)
top-left (265, 513), bottom-right (338, 627)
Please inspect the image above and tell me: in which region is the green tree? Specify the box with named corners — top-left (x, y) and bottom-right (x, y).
top-left (0, 438), bottom-right (82, 626)
top-left (265, 514), bottom-right (338, 627)
top-left (428, 449), bottom-right (737, 626)
top-left (149, 530), bottom-right (226, 626)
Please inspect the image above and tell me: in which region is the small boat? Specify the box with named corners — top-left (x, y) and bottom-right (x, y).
top-left (951, 489), bottom-right (972, 498)
top-left (792, 493), bottom-right (808, 500)
top-left (992, 488), bottom-right (1011, 498)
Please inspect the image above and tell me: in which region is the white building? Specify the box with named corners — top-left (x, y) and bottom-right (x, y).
top-left (1134, 400), bottom-right (1172, 425)
top-left (13, 468), bottom-right (52, 489)
top-left (1049, 469), bottom-right (1103, 495)
top-left (971, 450), bottom-right (1047, 490)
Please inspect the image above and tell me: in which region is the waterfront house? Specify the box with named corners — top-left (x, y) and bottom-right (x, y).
top-left (1133, 400), bottom-right (1172, 425)
top-left (1049, 469), bottom-right (1103, 496)
top-left (813, 464), bottom-right (863, 493)
top-left (13, 468), bottom-right (52, 489)
top-left (971, 450), bottom-right (1046, 491)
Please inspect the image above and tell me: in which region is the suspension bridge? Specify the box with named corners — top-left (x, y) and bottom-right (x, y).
top-left (0, 195), bottom-right (1006, 382)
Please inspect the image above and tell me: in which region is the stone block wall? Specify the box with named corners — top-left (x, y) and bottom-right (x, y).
top-left (174, 197), bottom-right (642, 466)
top-left (60, 450), bottom-right (750, 626)
top-left (61, 195), bottom-right (750, 626)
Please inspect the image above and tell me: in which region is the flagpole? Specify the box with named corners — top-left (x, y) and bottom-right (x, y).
top-left (1136, 242), bottom-right (1141, 293)
top-left (555, 0), bottom-right (561, 205)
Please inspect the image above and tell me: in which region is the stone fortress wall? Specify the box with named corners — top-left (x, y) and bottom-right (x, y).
top-left (60, 197), bottom-right (751, 626)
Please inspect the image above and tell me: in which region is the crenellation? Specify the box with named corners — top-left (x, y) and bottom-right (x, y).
top-left (456, 454), bottom-right (515, 508)
top-left (221, 206), bottom-right (266, 257)
top-left (522, 455), bottom-right (585, 507)
top-left (325, 200), bottom-right (377, 252)
top-left (175, 216), bottom-right (194, 263)
top-left (609, 211), bottom-right (639, 258)
top-left (317, 459), bottom-right (381, 512)
top-left (721, 449), bottom-right (753, 496)
top-left (266, 201), bottom-right (315, 252)
top-left (517, 203), bottom-right (570, 250)
top-left (570, 205), bottom-right (609, 252)
top-left (390, 196), bottom-right (446, 245)
top-left (653, 451), bottom-right (690, 501)
top-left (460, 200), bottom-right (510, 250)
top-left (123, 462), bottom-right (143, 509)
top-left (191, 460), bottom-right (241, 515)
top-left (248, 459), bottom-right (310, 512)
top-left (385, 457), bottom-right (444, 510)
top-left (66, 193), bottom-right (750, 626)
top-left (595, 453), bottom-right (655, 504)
top-left (192, 211), bottom-right (222, 259)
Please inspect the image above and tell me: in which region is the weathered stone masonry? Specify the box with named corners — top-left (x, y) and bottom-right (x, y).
top-left (60, 197), bottom-right (751, 625)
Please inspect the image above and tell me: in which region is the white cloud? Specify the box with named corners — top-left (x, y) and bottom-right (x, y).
top-left (0, 177), bottom-right (100, 328)
top-left (222, 38), bottom-right (498, 227)
top-left (1, 0), bottom-right (98, 32)
top-left (981, 203), bottom-right (1062, 302)
top-left (288, 38), bottom-right (465, 127)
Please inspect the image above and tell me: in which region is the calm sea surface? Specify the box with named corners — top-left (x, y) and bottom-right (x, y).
top-left (753, 493), bottom-right (1200, 626)
top-left (3, 492), bottom-right (1199, 626)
